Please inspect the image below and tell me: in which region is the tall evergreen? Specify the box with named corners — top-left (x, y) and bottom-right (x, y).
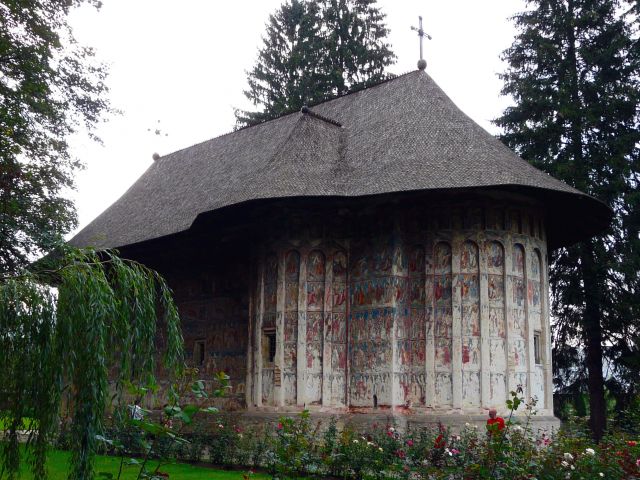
top-left (236, 0), bottom-right (395, 127)
top-left (321, 0), bottom-right (395, 96)
top-left (495, 0), bottom-right (640, 440)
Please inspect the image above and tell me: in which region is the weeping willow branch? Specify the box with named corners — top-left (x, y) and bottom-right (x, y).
top-left (0, 246), bottom-right (184, 480)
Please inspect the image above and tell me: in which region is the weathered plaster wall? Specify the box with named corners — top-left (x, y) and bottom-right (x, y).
top-left (166, 260), bottom-right (250, 410)
top-left (246, 200), bottom-right (552, 416)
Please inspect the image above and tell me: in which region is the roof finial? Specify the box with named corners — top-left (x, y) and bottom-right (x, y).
top-left (411, 16), bottom-right (431, 70)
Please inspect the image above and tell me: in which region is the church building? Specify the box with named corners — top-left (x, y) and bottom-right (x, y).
top-left (72, 66), bottom-right (610, 428)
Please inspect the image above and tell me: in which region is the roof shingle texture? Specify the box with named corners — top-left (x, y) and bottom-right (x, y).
top-left (71, 70), bottom-right (605, 249)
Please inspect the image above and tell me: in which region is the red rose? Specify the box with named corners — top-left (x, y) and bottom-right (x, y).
top-left (434, 434), bottom-right (446, 449)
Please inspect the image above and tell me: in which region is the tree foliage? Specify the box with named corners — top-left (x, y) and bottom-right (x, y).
top-left (236, 0), bottom-right (395, 127)
top-left (0, 246), bottom-right (183, 480)
top-left (0, 0), bottom-right (110, 276)
top-left (495, 0), bottom-right (640, 440)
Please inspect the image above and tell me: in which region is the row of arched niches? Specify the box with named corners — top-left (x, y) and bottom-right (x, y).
top-left (247, 205), bottom-right (552, 413)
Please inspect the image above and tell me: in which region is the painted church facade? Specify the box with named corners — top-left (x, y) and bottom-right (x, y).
top-left (72, 69), bottom-right (611, 427)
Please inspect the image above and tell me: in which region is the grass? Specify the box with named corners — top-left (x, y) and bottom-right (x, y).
top-left (8, 448), bottom-right (267, 479)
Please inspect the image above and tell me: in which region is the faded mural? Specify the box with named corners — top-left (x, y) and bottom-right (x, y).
top-left (173, 203), bottom-right (551, 415)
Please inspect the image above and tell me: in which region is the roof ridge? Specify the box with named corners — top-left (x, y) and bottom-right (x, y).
top-left (159, 70), bottom-right (416, 161)
top-left (300, 106), bottom-right (342, 127)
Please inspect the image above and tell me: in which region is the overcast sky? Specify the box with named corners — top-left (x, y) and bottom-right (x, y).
top-left (66, 0), bottom-right (527, 236)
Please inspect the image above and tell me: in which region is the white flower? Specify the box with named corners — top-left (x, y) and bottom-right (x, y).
top-left (379, 447), bottom-right (384, 452)
top-left (353, 439), bottom-right (359, 444)
top-left (473, 425), bottom-right (478, 429)
top-left (561, 461), bottom-right (569, 468)
top-left (570, 466), bottom-right (575, 471)
top-left (585, 448), bottom-right (595, 456)
top-left (465, 422), bottom-right (470, 427)
top-left (599, 473), bottom-right (604, 477)
top-left (445, 448), bottom-right (453, 456)
top-left (367, 442), bottom-right (374, 446)
top-left (514, 426), bottom-right (523, 432)
top-left (563, 452), bottom-right (574, 461)
top-left (454, 435), bottom-right (461, 441)
top-left (389, 427), bottom-right (395, 432)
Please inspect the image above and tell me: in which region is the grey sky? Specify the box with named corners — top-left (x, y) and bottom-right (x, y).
top-left (67, 0), bottom-right (526, 236)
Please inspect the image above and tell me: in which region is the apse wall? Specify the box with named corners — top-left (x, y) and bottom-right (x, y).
top-left (246, 202), bottom-right (553, 415)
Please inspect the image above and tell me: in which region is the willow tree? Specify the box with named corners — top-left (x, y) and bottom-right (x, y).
top-left (0, 246), bottom-right (183, 480)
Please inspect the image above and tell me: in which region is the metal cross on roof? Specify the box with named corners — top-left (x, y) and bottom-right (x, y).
top-left (411, 16), bottom-right (431, 70)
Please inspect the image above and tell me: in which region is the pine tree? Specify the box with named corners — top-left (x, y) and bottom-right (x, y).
top-left (236, 0), bottom-right (395, 127)
top-left (321, 0), bottom-right (395, 96)
top-left (495, 0), bottom-right (640, 441)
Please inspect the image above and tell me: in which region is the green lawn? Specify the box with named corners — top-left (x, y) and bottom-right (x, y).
top-left (13, 449), bottom-right (267, 479)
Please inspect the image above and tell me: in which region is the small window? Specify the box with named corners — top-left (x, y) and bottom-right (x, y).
top-left (194, 340), bottom-right (205, 366)
top-left (263, 329), bottom-right (277, 364)
top-left (534, 331), bottom-right (542, 365)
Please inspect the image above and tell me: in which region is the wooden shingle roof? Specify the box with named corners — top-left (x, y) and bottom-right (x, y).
top-left (71, 70), bottom-right (611, 250)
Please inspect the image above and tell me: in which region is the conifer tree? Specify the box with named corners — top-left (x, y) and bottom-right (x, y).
top-left (321, 0), bottom-right (395, 96)
top-left (236, 0), bottom-right (395, 127)
top-left (495, 0), bottom-right (640, 441)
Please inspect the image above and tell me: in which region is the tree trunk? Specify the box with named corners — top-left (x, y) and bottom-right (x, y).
top-left (566, 0), bottom-right (607, 441)
top-left (580, 241), bottom-right (607, 441)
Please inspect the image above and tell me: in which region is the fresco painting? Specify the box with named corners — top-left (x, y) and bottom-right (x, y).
top-left (513, 244), bottom-right (525, 274)
top-left (462, 371), bottom-right (481, 406)
top-left (307, 282), bottom-right (324, 311)
top-left (283, 251), bottom-right (300, 405)
top-left (512, 277), bottom-right (525, 307)
top-left (462, 304), bottom-right (480, 337)
top-left (486, 241), bottom-right (504, 272)
top-left (509, 308), bottom-right (526, 337)
top-left (510, 338), bottom-right (527, 368)
top-left (487, 274), bottom-right (504, 301)
top-left (409, 246), bottom-right (425, 274)
top-left (490, 372), bottom-right (506, 404)
top-left (460, 241), bottom-right (479, 271)
top-left (245, 207), bottom-right (549, 414)
top-left (530, 250), bottom-right (540, 277)
top-left (308, 250), bottom-right (326, 281)
top-left (329, 250), bottom-right (348, 406)
top-left (489, 338), bottom-right (506, 369)
top-left (333, 251), bottom-right (348, 280)
top-left (435, 337), bottom-right (452, 368)
top-left (434, 275), bottom-right (452, 301)
top-left (462, 336), bottom-right (480, 366)
top-left (528, 280), bottom-right (540, 308)
top-left (434, 242), bottom-right (452, 274)
top-left (435, 372), bottom-right (453, 406)
top-left (460, 274), bottom-right (479, 300)
top-left (489, 308), bottom-right (506, 338)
